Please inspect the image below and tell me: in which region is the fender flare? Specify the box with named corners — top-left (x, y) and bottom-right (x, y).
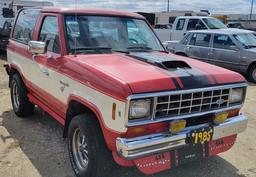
top-left (65, 94), bottom-right (123, 151)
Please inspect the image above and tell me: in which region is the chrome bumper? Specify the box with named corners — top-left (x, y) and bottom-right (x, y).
top-left (116, 115), bottom-right (248, 160)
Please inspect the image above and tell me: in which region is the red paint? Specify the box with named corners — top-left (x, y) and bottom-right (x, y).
top-left (209, 135), bottom-right (237, 156)
top-left (40, 7), bottom-right (145, 20)
top-left (27, 80), bottom-right (67, 118)
top-left (134, 152), bottom-right (171, 175)
top-left (28, 93), bottom-right (65, 125)
top-left (112, 152), bottom-right (134, 167)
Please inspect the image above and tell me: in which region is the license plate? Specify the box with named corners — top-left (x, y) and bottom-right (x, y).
top-left (189, 127), bottom-right (213, 145)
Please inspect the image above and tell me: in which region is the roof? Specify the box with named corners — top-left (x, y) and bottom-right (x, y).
top-left (189, 28), bottom-right (255, 35)
top-left (40, 7), bottom-right (145, 19)
top-left (176, 16), bottom-right (213, 19)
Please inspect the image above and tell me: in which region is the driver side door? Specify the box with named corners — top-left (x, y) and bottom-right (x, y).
top-left (30, 15), bottom-right (66, 118)
top-left (208, 34), bottom-right (241, 72)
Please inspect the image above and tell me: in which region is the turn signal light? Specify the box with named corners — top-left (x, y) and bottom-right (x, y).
top-left (228, 109), bottom-right (240, 118)
top-left (214, 112), bottom-right (228, 124)
top-left (169, 120), bottom-right (186, 133)
top-left (126, 127), bottom-right (147, 138)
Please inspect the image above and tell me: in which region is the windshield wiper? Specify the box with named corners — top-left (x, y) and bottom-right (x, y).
top-left (71, 47), bottom-right (112, 50)
top-left (71, 47), bottom-right (112, 53)
top-left (127, 46), bottom-right (153, 51)
top-left (112, 50), bottom-right (130, 54)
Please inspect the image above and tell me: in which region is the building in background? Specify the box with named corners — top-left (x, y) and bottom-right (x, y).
top-left (138, 10), bottom-right (209, 27)
top-left (228, 14), bottom-right (256, 30)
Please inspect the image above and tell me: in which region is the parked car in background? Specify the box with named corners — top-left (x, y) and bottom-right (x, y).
top-left (155, 16), bottom-right (227, 42)
top-left (227, 22), bottom-right (245, 29)
top-left (0, 19), bottom-right (12, 51)
top-left (165, 28), bottom-right (256, 82)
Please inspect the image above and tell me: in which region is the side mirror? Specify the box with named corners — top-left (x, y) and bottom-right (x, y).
top-left (230, 45), bottom-right (240, 51)
top-left (28, 41), bottom-right (46, 55)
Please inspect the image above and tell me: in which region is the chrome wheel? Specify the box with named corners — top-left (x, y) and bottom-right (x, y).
top-left (12, 81), bottom-right (20, 109)
top-left (72, 128), bottom-right (89, 171)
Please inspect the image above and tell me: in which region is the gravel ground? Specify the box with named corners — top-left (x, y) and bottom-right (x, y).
top-left (0, 54), bottom-right (256, 177)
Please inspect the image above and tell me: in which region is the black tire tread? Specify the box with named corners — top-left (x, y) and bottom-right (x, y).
top-left (10, 74), bottom-right (35, 117)
top-left (248, 64), bottom-right (256, 83)
top-left (68, 114), bottom-right (113, 177)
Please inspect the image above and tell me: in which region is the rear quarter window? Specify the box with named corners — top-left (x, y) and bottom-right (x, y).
top-left (12, 9), bottom-right (40, 44)
top-left (176, 19), bottom-right (185, 30)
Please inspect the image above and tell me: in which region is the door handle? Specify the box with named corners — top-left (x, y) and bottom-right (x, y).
top-left (186, 46), bottom-right (191, 51)
top-left (42, 70), bottom-right (49, 76)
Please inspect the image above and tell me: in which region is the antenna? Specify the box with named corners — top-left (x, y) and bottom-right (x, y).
top-left (74, 0), bottom-right (78, 57)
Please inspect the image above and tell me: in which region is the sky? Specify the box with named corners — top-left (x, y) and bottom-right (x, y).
top-left (37, 0), bottom-right (254, 14)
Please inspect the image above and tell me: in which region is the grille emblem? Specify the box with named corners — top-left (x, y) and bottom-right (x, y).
top-left (216, 98), bottom-right (225, 106)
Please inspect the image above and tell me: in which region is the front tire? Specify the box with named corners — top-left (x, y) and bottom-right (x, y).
top-left (248, 64), bottom-right (256, 83)
top-left (10, 74), bottom-right (35, 117)
top-left (68, 114), bottom-right (113, 177)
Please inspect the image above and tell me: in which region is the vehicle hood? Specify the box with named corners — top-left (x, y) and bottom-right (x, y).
top-left (67, 52), bottom-right (245, 96)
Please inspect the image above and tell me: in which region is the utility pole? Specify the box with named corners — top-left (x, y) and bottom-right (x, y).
top-left (167, 0), bottom-right (170, 12)
top-left (250, 0), bottom-right (254, 24)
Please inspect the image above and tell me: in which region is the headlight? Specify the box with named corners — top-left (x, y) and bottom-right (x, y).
top-left (230, 88), bottom-right (245, 104)
top-left (129, 99), bottom-right (152, 119)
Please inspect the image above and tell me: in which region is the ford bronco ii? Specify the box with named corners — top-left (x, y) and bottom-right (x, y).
top-left (4, 7), bottom-right (248, 177)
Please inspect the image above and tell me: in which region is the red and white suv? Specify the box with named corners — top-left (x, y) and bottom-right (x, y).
top-left (4, 7), bottom-right (248, 177)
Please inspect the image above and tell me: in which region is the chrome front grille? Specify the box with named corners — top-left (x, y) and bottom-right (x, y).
top-left (155, 88), bottom-right (231, 118)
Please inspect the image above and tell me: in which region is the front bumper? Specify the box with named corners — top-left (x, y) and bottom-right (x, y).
top-left (116, 115), bottom-right (248, 160)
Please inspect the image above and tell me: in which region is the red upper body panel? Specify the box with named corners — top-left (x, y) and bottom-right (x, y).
top-left (40, 7), bottom-right (145, 19)
top-left (63, 52), bottom-right (246, 98)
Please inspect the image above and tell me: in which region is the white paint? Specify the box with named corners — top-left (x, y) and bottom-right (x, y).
top-left (7, 50), bottom-right (128, 133)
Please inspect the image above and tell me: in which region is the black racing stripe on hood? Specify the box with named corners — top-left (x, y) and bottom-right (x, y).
top-left (128, 52), bottom-right (214, 89)
top-left (155, 68), bottom-right (182, 89)
top-left (124, 53), bottom-right (182, 89)
top-left (172, 68), bottom-right (212, 89)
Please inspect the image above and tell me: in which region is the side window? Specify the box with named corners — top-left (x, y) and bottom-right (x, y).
top-left (176, 19), bottom-right (185, 30)
top-left (12, 9), bottom-right (39, 44)
top-left (39, 16), bottom-right (60, 53)
top-left (181, 33), bottom-right (191, 45)
top-left (213, 35), bottom-right (236, 50)
top-left (189, 33), bottom-right (211, 47)
top-left (187, 19), bottom-right (207, 30)
top-left (189, 33), bottom-right (197, 45)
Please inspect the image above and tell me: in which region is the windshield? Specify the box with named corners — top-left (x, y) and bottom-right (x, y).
top-left (65, 15), bottom-right (164, 54)
top-left (202, 18), bottom-right (227, 29)
top-left (234, 33), bottom-right (256, 49)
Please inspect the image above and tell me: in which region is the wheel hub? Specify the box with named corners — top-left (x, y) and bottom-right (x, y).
top-left (12, 81), bottom-right (20, 109)
top-left (72, 128), bottom-right (89, 171)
